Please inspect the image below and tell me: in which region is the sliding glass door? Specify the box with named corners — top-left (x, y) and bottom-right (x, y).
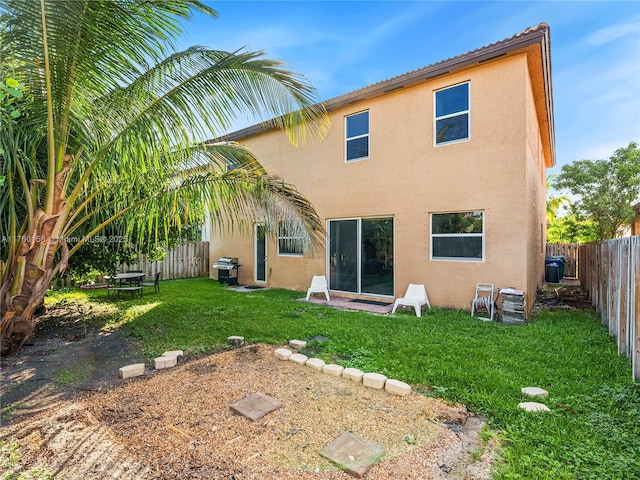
top-left (361, 218), bottom-right (394, 296)
top-left (329, 220), bottom-right (358, 292)
top-left (328, 218), bottom-right (394, 296)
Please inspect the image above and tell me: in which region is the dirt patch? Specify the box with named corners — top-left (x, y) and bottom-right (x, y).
top-left (1, 314), bottom-right (495, 479)
top-left (1, 306), bottom-right (146, 423)
top-left (532, 284), bottom-right (594, 313)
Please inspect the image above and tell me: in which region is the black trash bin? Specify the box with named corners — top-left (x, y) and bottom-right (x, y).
top-left (547, 256), bottom-right (565, 279)
top-left (545, 262), bottom-right (560, 283)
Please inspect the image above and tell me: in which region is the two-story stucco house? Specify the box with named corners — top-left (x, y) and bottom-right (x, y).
top-left (209, 23), bottom-right (555, 314)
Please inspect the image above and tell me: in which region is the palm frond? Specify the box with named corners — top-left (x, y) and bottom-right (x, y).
top-left (1, 0), bottom-right (328, 264)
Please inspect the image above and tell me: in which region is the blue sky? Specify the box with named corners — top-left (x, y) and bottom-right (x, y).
top-left (177, 0), bottom-right (640, 177)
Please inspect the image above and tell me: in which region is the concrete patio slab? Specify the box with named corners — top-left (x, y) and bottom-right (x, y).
top-left (230, 392), bottom-right (283, 421)
top-left (298, 296), bottom-right (393, 314)
top-left (320, 431), bottom-right (384, 478)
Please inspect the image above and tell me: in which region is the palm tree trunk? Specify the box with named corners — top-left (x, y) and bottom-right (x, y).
top-left (0, 218), bottom-right (68, 354)
top-left (0, 238), bottom-right (61, 354)
top-left (0, 166), bottom-right (69, 355)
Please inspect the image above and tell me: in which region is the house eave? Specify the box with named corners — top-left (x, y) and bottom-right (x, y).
top-left (212, 23), bottom-right (556, 167)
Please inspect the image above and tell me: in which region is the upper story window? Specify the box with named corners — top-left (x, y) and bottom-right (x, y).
top-left (278, 222), bottom-right (304, 256)
top-left (431, 210), bottom-right (484, 261)
top-left (226, 157), bottom-right (241, 171)
top-left (345, 111), bottom-right (369, 162)
top-left (435, 82), bottom-right (470, 145)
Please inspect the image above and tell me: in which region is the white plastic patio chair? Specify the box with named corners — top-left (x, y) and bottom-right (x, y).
top-left (391, 283), bottom-right (430, 317)
top-left (471, 283), bottom-right (494, 321)
top-left (306, 275), bottom-right (330, 301)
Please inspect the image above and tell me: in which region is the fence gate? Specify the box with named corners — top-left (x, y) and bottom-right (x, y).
top-left (546, 243), bottom-right (579, 277)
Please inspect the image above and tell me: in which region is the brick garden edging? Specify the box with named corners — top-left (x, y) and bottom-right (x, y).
top-left (274, 341), bottom-right (412, 397)
top-left (119, 336), bottom-right (412, 398)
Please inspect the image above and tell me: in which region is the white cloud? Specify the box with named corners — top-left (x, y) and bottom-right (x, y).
top-left (575, 56), bottom-right (639, 107)
top-left (586, 18), bottom-right (640, 46)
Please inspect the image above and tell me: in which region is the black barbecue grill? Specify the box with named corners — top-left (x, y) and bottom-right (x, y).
top-left (212, 257), bottom-right (241, 285)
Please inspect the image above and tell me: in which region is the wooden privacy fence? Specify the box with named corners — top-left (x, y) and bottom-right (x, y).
top-left (52, 241), bottom-right (210, 288)
top-left (546, 243), bottom-right (578, 277)
top-left (578, 237), bottom-right (640, 382)
top-left (122, 241), bottom-right (210, 280)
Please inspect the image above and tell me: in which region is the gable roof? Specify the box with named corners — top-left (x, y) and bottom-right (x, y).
top-left (217, 23), bottom-right (555, 167)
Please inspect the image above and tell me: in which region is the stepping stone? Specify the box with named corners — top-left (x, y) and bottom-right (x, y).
top-left (519, 401), bottom-right (551, 412)
top-left (363, 372), bottom-right (387, 389)
top-left (289, 353), bottom-right (308, 364)
top-left (274, 348), bottom-right (293, 360)
top-left (162, 350), bottom-right (183, 362)
top-left (119, 363), bottom-right (145, 379)
top-left (230, 392), bottom-right (283, 421)
top-left (323, 364), bottom-right (344, 377)
top-left (289, 339), bottom-right (307, 350)
top-left (385, 379), bottom-right (411, 396)
top-left (306, 357), bottom-right (326, 371)
top-left (154, 356), bottom-right (177, 369)
top-left (343, 367), bottom-right (364, 383)
top-left (522, 386), bottom-right (548, 397)
top-left (320, 431), bottom-right (384, 478)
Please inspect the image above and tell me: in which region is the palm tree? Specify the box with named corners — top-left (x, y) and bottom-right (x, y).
top-left (0, 0), bottom-right (329, 354)
top-left (546, 175), bottom-right (569, 226)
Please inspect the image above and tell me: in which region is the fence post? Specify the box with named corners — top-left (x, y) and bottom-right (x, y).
top-left (616, 239), bottom-right (629, 356)
top-left (607, 241), bottom-right (616, 338)
top-left (633, 239), bottom-right (640, 383)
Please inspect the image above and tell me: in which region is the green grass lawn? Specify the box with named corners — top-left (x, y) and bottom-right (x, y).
top-left (47, 277), bottom-right (640, 479)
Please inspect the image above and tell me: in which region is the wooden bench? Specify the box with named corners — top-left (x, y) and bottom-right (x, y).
top-left (107, 286), bottom-right (142, 299)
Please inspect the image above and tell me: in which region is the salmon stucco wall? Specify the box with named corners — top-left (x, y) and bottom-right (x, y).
top-left (524, 59), bottom-right (549, 310)
top-left (210, 52), bottom-right (550, 312)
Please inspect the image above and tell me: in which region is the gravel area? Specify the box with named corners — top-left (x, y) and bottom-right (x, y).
top-left (1, 344), bottom-right (495, 479)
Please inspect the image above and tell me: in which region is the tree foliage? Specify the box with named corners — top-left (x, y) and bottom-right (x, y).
top-left (0, 0), bottom-right (330, 353)
top-left (551, 142), bottom-right (640, 241)
top-left (546, 211), bottom-right (598, 244)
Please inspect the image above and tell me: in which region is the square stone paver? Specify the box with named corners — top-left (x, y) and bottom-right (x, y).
top-left (320, 431), bottom-right (384, 478)
top-left (518, 401), bottom-right (551, 412)
top-left (230, 392), bottom-right (283, 421)
top-left (521, 386), bottom-right (548, 397)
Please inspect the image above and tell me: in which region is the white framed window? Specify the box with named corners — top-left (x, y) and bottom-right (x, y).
top-left (345, 110), bottom-right (369, 162)
top-left (431, 210), bottom-right (484, 261)
top-left (278, 222), bottom-right (304, 256)
top-left (434, 82), bottom-right (470, 145)
top-left (225, 157), bottom-right (241, 171)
